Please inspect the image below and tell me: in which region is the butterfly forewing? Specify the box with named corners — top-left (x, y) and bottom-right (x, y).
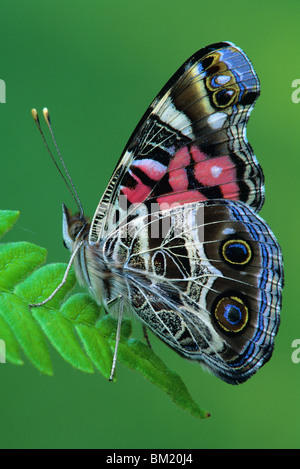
top-left (90, 41), bottom-right (263, 244)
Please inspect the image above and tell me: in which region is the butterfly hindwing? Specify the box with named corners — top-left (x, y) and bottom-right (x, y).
top-left (103, 199), bottom-right (283, 384)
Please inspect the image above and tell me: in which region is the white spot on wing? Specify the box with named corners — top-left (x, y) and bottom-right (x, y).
top-left (223, 228), bottom-right (235, 235)
top-left (211, 165), bottom-right (222, 178)
top-left (207, 112), bottom-right (227, 130)
top-left (215, 75), bottom-right (231, 85)
top-left (158, 96), bottom-right (194, 138)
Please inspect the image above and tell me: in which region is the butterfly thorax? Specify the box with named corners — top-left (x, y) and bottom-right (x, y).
top-left (62, 204), bottom-right (129, 311)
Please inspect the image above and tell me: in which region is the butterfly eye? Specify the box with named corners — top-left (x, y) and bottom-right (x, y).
top-left (214, 295), bottom-right (249, 333)
top-left (221, 239), bottom-right (252, 265)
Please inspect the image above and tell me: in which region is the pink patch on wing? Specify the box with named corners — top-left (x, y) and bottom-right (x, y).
top-left (131, 159), bottom-right (167, 181)
top-left (121, 171), bottom-right (152, 204)
top-left (158, 190), bottom-right (207, 209)
top-left (190, 145), bottom-right (208, 163)
top-left (168, 147), bottom-right (190, 192)
top-left (193, 153), bottom-right (239, 193)
top-left (190, 145), bottom-right (240, 201)
top-left (221, 183), bottom-right (240, 200)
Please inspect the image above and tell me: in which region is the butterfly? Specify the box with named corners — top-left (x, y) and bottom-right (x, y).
top-left (33, 41), bottom-right (284, 385)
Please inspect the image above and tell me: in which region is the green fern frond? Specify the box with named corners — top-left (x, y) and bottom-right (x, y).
top-left (0, 210), bottom-right (209, 419)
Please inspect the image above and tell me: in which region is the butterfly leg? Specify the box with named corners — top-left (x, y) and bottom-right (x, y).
top-left (109, 297), bottom-right (124, 381)
top-left (29, 240), bottom-right (83, 308)
top-left (105, 295), bottom-right (121, 310)
top-left (142, 325), bottom-right (152, 349)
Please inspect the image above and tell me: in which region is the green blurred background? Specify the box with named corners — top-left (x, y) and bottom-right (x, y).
top-left (1, 0), bottom-right (299, 449)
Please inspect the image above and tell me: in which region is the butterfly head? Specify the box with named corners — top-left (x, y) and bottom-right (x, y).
top-left (62, 203), bottom-right (90, 251)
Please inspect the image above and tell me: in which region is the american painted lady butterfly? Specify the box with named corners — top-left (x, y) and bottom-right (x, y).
top-left (34, 42), bottom-right (284, 384)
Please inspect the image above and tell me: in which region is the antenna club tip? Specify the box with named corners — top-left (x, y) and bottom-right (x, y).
top-left (31, 108), bottom-right (39, 122)
top-left (43, 107), bottom-right (50, 124)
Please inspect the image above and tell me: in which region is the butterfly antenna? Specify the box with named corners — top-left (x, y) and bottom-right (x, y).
top-left (31, 108), bottom-right (84, 215)
top-left (109, 298), bottom-right (124, 381)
